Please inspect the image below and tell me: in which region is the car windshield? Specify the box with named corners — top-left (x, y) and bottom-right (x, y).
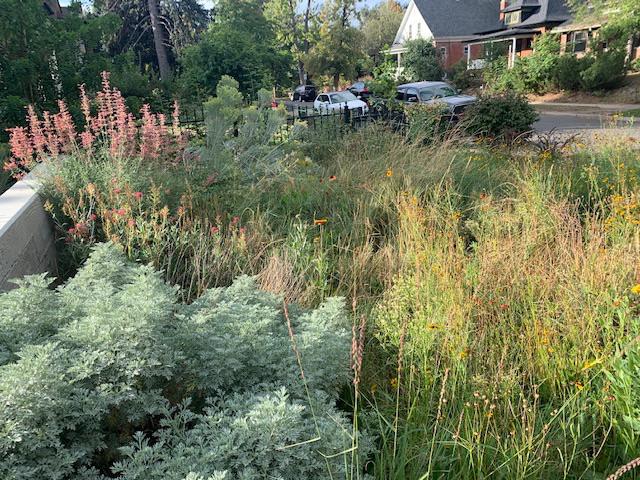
top-left (329, 91), bottom-right (358, 103)
top-left (419, 85), bottom-right (458, 101)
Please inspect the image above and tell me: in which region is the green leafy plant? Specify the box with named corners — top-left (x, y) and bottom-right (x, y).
top-left (0, 243), bottom-right (367, 479)
top-left (464, 91), bottom-right (539, 141)
top-left (579, 49), bottom-right (627, 91)
top-left (403, 38), bottom-right (443, 82)
top-left (555, 54), bottom-right (590, 91)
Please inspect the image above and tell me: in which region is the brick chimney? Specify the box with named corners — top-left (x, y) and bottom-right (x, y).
top-left (499, 0), bottom-right (507, 20)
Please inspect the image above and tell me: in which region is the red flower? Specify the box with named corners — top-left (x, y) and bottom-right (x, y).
top-left (68, 227), bottom-right (76, 234)
top-left (89, 214), bottom-right (97, 221)
top-left (210, 226), bottom-right (220, 235)
top-left (113, 188), bottom-right (122, 195)
top-left (239, 227), bottom-right (246, 235)
top-left (134, 191), bottom-right (143, 200)
top-left (127, 218), bottom-right (135, 227)
top-left (116, 208), bottom-right (126, 216)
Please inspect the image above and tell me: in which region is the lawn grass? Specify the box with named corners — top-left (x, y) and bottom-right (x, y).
top-left (624, 107), bottom-right (640, 118)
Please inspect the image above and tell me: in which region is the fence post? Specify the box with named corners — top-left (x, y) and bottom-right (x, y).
top-left (343, 104), bottom-right (350, 127)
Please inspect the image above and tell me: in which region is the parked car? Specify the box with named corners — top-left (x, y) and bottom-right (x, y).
top-left (291, 84), bottom-right (317, 102)
top-left (347, 81), bottom-right (372, 100)
top-left (396, 81), bottom-right (476, 116)
top-left (313, 91), bottom-right (370, 115)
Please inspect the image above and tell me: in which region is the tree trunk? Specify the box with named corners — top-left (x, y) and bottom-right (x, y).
top-left (301, 0), bottom-right (312, 83)
top-left (147, 0), bottom-right (171, 82)
top-left (333, 73), bottom-right (339, 90)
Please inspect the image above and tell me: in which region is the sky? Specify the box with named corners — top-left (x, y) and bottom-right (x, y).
top-left (59, 0), bottom-right (392, 9)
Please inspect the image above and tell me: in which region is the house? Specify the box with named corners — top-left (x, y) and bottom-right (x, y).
top-left (388, 0), bottom-right (499, 74)
top-left (465, 0), bottom-right (572, 68)
top-left (554, 20), bottom-right (640, 61)
top-left (43, 0), bottom-right (69, 18)
top-left (465, 1), bottom-right (640, 68)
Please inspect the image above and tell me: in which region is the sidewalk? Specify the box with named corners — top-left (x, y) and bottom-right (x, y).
top-left (531, 101), bottom-right (639, 116)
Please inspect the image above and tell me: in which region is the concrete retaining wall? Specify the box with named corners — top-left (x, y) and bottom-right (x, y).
top-left (0, 169), bottom-right (57, 291)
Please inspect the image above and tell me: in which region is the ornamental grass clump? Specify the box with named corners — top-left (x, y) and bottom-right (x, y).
top-left (0, 243), bottom-right (369, 479)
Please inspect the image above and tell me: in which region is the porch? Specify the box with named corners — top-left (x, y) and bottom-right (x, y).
top-left (465, 28), bottom-right (539, 69)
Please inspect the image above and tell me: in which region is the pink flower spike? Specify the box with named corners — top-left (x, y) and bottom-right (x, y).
top-left (134, 191), bottom-right (143, 200)
top-left (210, 226), bottom-right (220, 235)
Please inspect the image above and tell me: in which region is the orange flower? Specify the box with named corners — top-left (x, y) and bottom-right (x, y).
top-left (385, 168), bottom-right (393, 177)
top-left (329, 175), bottom-right (337, 181)
top-left (314, 218), bottom-right (328, 226)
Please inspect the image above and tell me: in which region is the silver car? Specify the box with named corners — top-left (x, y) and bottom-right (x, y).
top-left (396, 81), bottom-right (476, 116)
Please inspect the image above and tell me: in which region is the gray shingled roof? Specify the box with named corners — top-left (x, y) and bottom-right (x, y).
top-left (413, 0), bottom-right (500, 38)
top-left (518, 0), bottom-right (571, 27)
top-left (413, 0), bottom-right (572, 38)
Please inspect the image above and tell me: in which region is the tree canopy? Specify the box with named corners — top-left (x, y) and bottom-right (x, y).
top-left (403, 39), bottom-right (444, 82)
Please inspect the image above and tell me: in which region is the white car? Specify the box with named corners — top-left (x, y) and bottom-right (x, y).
top-left (313, 91), bottom-right (369, 116)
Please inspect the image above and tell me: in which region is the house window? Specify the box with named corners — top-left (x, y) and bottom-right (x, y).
top-left (417, 23), bottom-right (421, 38)
top-left (504, 11), bottom-right (521, 25)
top-left (408, 24), bottom-right (412, 39)
top-left (571, 31), bottom-right (588, 53)
top-left (439, 46), bottom-right (447, 59)
top-left (463, 45), bottom-right (469, 56)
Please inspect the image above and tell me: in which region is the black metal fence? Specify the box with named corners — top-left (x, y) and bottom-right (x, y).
top-left (284, 103), bottom-right (409, 135)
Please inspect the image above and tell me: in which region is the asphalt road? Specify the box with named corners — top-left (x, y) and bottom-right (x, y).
top-left (534, 111), bottom-right (630, 132)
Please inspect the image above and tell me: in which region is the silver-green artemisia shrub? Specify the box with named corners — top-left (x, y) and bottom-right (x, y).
top-left (0, 243), bottom-right (367, 479)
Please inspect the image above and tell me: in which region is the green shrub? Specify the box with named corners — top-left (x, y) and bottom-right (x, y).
top-left (464, 91), bottom-right (539, 141)
top-left (483, 57), bottom-right (527, 93)
top-left (0, 243), bottom-right (366, 479)
top-left (449, 60), bottom-right (481, 91)
top-left (579, 49), bottom-right (627, 91)
top-left (522, 33), bottom-right (561, 93)
top-left (403, 38), bottom-right (444, 81)
top-left (555, 54), bottom-right (590, 91)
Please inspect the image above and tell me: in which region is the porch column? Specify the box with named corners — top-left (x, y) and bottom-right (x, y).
top-left (467, 43), bottom-right (472, 69)
top-left (508, 37), bottom-right (517, 68)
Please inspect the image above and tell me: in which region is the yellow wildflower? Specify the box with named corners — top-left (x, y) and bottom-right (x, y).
top-left (386, 168), bottom-right (393, 177)
top-left (581, 358), bottom-right (602, 371)
top-left (631, 284), bottom-right (640, 295)
top-left (390, 377), bottom-right (398, 389)
top-left (313, 218), bottom-right (328, 226)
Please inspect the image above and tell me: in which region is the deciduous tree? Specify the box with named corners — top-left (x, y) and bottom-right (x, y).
top-left (305, 0), bottom-right (365, 89)
top-left (264, 0), bottom-right (316, 85)
top-left (360, 0), bottom-right (404, 68)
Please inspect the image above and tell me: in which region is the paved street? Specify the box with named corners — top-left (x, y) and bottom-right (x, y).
top-left (534, 105), bottom-right (640, 140)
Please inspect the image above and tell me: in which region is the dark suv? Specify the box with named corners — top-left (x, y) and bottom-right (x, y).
top-left (291, 84), bottom-right (317, 102)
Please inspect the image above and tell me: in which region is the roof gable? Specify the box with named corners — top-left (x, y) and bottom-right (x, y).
top-left (413, 0), bottom-right (500, 38)
top-left (393, 1), bottom-right (434, 46)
